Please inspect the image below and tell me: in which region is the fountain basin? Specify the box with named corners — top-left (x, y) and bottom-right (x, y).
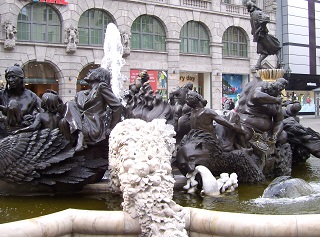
top-left (1, 208), bottom-right (320, 237)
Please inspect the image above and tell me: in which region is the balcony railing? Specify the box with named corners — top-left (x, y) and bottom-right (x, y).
top-left (181, 0), bottom-right (210, 9)
top-left (139, 0), bottom-right (251, 16)
top-left (223, 3), bottom-right (249, 16)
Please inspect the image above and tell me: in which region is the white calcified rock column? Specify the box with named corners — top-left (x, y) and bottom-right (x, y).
top-left (108, 119), bottom-right (188, 237)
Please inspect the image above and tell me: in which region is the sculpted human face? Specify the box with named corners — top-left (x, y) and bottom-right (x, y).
top-left (6, 72), bottom-right (22, 90)
top-left (175, 142), bottom-right (211, 176)
top-left (84, 69), bottom-right (99, 83)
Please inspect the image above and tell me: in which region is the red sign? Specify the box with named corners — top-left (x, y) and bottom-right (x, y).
top-left (35, 0), bottom-right (68, 5)
top-left (130, 70), bottom-right (157, 92)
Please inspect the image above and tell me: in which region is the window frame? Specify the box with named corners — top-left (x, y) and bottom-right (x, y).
top-left (131, 15), bottom-right (166, 51)
top-left (78, 9), bottom-right (114, 46)
top-left (222, 26), bottom-right (248, 58)
top-left (17, 3), bottom-right (61, 43)
top-left (180, 21), bottom-right (210, 55)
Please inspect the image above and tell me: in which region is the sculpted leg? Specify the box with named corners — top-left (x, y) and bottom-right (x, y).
top-left (255, 54), bottom-right (268, 69)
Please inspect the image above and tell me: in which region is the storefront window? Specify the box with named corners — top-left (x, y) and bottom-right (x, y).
top-left (17, 3), bottom-right (61, 43)
top-left (180, 21), bottom-right (210, 55)
top-left (131, 15), bottom-right (166, 51)
top-left (23, 62), bottom-right (58, 97)
top-left (285, 90), bottom-right (315, 113)
top-left (222, 74), bottom-right (244, 107)
top-left (78, 9), bottom-right (114, 45)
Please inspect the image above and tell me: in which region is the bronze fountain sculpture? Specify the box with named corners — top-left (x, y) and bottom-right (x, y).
top-left (0, 64), bottom-right (122, 194)
top-left (1, 61), bottom-right (320, 195)
top-left (1, 5), bottom-right (320, 197)
top-left (1, 17), bottom-right (320, 236)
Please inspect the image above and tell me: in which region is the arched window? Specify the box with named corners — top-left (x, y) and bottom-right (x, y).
top-left (131, 15), bottom-right (166, 51)
top-left (78, 9), bottom-right (114, 45)
top-left (17, 3), bottom-right (61, 42)
top-left (222, 27), bottom-right (248, 57)
top-left (180, 21), bottom-right (210, 55)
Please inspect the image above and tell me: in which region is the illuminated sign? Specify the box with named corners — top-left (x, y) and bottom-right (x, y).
top-left (31, 0), bottom-right (68, 5)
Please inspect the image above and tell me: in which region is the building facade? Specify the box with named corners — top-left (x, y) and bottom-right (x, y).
top-left (0, 0), bottom-right (277, 109)
top-left (277, 0), bottom-right (320, 114)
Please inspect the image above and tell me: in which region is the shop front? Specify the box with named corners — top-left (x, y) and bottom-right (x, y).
top-left (23, 62), bottom-right (59, 98)
top-left (285, 74), bottom-right (320, 114)
top-left (178, 72), bottom-right (211, 108)
top-left (222, 74), bottom-right (249, 108)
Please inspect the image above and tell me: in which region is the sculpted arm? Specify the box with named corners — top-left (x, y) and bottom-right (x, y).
top-left (271, 109), bottom-right (285, 141)
top-left (251, 87), bottom-right (282, 105)
top-left (12, 113), bottom-right (42, 134)
top-left (99, 83), bottom-right (123, 130)
top-left (209, 111), bottom-right (244, 134)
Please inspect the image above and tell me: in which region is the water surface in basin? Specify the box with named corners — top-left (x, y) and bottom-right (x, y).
top-left (1, 156), bottom-right (320, 224)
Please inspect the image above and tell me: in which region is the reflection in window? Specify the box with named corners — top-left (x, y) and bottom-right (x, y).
top-left (222, 26), bottom-right (248, 57)
top-left (131, 15), bottom-right (166, 51)
top-left (180, 21), bottom-right (210, 55)
top-left (79, 9), bottom-right (114, 45)
top-left (17, 3), bottom-right (61, 43)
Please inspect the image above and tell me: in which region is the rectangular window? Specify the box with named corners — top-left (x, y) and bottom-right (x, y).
top-left (200, 40), bottom-right (209, 54)
top-left (48, 25), bottom-right (60, 42)
top-left (180, 38), bottom-right (188, 52)
top-left (222, 42), bottom-right (228, 55)
top-left (230, 43), bottom-right (238, 56)
top-left (154, 35), bottom-right (165, 51)
top-left (189, 39), bottom-right (198, 53)
top-left (79, 28), bottom-right (89, 44)
top-left (33, 24), bottom-right (46, 41)
top-left (142, 34), bottom-right (153, 49)
top-left (17, 22), bottom-right (30, 41)
top-left (131, 33), bottom-right (141, 49)
top-left (239, 44), bottom-right (247, 57)
top-left (91, 29), bottom-right (102, 45)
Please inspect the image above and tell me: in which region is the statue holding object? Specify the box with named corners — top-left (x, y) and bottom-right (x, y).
top-left (246, 1), bottom-right (281, 70)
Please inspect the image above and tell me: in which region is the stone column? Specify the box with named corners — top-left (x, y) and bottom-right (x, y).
top-left (166, 37), bottom-right (181, 93)
top-left (211, 42), bottom-right (223, 110)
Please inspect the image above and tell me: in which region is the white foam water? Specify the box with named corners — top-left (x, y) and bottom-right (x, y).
top-left (249, 181), bottom-right (320, 206)
top-left (101, 23), bottom-right (126, 103)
